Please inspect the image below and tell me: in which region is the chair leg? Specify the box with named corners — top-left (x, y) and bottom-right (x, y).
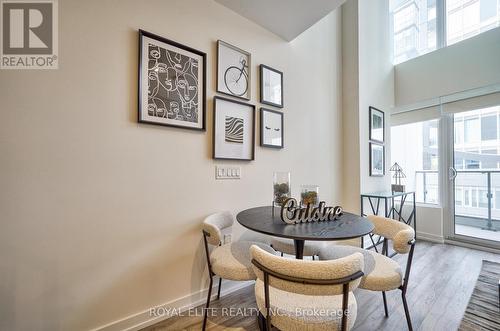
top-left (217, 277), bottom-right (222, 300)
top-left (280, 252), bottom-right (283, 257)
top-left (401, 292), bottom-right (413, 331)
top-left (257, 312), bottom-right (268, 331)
top-left (202, 276), bottom-right (213, 331)
top-left (312, 255), bottom-right (315, 260)
top-left (382, 291), bottom-right (389, 317)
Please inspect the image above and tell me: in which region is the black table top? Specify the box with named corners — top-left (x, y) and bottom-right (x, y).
top-left (236, 206), bottom-right (374, 241)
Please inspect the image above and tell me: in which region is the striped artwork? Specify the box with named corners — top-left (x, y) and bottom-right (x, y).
top-left (225, 116), bottom-right (244, 143)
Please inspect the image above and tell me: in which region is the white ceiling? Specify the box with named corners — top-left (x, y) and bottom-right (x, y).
top-left (215, 0), bottom-right (346, 41)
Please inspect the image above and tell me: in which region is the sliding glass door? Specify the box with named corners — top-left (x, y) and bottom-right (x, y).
top-left (450, 107), bottom-right (500, 247)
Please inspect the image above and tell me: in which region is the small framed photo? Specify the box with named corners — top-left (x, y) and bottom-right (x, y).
top-left (213, 96), bottom-right (255, 160)
top-left (260, 65), bottom-right (283, 108)
top-left (217, 40), bottom-right (251, 100)
top-left (369, 106), bottom-right (384, 142)
top-left (260, 108), bottom-right (283, 149)
top-left (138, 30), bottom-right (206, 130)
top-left (370, 142), bottom-right (385, 176)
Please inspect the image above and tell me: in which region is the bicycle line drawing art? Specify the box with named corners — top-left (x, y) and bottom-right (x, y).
top-left (147, 43), bottom-right (199, 123)
top-left (217, 40), bottom-right (251, 100)
top-left (224, 56), bottom-right (248, 97)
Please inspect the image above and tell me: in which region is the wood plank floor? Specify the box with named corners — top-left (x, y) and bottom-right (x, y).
top-left (142, 241), bottom-right (500, 331)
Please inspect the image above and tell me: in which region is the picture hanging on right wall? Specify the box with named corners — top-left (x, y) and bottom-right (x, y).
top-left (369, 142), bottom-right (385, 176)
top-left (369, 106), bottom-right (385, 143)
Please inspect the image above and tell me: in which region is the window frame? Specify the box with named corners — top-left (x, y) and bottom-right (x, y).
top-left (391, 0), bottom-right (500, 65)
top-left (391, 118), bottom-right (442, 206)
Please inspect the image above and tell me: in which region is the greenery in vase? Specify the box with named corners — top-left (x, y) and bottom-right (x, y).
top-left (301, 191), bottom-right (318, 206)
top-left (273, 183), bottom-right (290, 205)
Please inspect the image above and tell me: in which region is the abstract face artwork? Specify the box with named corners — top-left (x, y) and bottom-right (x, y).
top-left (139, 30), bottom-right (206, 130)
top-left (147, 44), bottom-right (199, 122)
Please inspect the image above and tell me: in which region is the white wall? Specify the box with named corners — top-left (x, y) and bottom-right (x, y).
top-left (358, 0), bottom-right (394, 194)
top-left (341, 0), bottom-right (393, 213)
top-left (341, 0), bottom-right (360, 212)
top-left (395, 27), bottom-right (500, 107)
top-left (0, 1), bottom-right (343, 330)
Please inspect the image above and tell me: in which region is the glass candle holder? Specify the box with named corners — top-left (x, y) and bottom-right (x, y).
top-left (300, 185), bottom-right (319, 207)
top-left (273, 172), bottom-right (291, 207)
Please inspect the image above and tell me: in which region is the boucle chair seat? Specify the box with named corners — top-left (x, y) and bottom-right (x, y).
top-left (254, 279), bottom-right (357, 331)
top-left (210, 241), bottom-right (276, 281)
top-left (271, 237), bottom-right (325, 256)
top-left (201, 211), bottom-right (277, 331)
top-left (318, 245), bottom-right (403, 291)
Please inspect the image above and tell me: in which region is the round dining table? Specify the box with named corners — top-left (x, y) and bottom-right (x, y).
top-left (236, 206), bottom-right (374, 259)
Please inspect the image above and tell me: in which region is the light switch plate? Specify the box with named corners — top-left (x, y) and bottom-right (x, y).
top-left (215, 166), bottom-right (241, 179)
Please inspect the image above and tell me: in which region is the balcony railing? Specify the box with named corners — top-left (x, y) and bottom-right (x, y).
top-left (415, 169), bottom-right (500, 232)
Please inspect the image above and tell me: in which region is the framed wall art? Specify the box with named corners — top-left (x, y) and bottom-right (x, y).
top-left (369, 142), bottom-right (385, 176)
top-left (260, 108), bottom-right (283, 149)
top-left (260, 64), bottom-right (283, 108)
top-left (217, 40), bottom-right (251, 100)
top-left (369, 106), bottom-right (384, 143)
top-left (213, 96), bottom-right (255, 160)
top-left (138, 29), bottom-right (206, 130)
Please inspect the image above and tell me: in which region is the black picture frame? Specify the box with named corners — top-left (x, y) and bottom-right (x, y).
top-left (260, 108), bottom-right (284, 149)
top-left (369, 142), bottom-right (385, 177)
top-left (216, 40), bottom-right (251, 101)
top-left (213, 96), bottom-right (255, 161)
top-left (369, 106), bottom-right (384, 143)
top-left (260, 64), bottom-right (283, 108)
top-left (138, 29), bottom-right (207, 131)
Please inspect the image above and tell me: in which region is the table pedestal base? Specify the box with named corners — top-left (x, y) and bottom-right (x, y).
top-left (294, 239), bottom-right (304, 259)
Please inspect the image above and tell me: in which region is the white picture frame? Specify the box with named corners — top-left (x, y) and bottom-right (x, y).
top-left (216, 40), bottom-right (251, 100)
top-left (213, 97), bottom-right (255, 160)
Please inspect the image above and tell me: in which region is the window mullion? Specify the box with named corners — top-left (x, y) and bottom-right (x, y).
top-left (436, 0), bottom-right (447, 49)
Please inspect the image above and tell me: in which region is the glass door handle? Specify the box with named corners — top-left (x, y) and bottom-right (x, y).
top-left (449, 167), bottom-right (457, 180)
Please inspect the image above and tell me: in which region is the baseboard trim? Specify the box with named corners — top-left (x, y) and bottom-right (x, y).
top-left (91, 280), bottom-right (253, 331)
top-left (445, 238), bottom-right (500, 254)
top-left (416, 231), bottom-right (444, 244)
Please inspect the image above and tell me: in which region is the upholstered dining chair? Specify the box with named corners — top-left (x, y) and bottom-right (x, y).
top-left (270, 237), bottom-right (325, 259)
top-left (318, 215), bottom-right (416, 331)
top-left (202, 211), bottom-right (276, 330)
top-left (250, 245), bottom-right (364, 331)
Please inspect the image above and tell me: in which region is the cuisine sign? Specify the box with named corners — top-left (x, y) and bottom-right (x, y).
top-left (280, 198), bottom-right (343, 225)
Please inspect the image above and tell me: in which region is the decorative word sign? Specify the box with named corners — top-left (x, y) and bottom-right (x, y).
top-left (280, 198), bottom-right (343, 224)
